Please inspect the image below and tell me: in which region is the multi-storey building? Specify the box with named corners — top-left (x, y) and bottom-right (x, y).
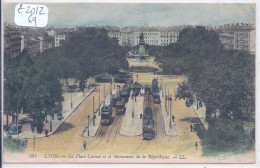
top-left (234, 29), bottom-right (255, 53)
top-left (108, 31), bottom-right (123, 46)
top-left (160, 32), bottom-right (179, 46)
top-left (218, 32), bottom-right (234, 50)
top-left (4, 26), bottom-right (22, 57)
top-left (42, 33), bottom-right (55, 51)
top-left (131, 32), bottom-right (161, 46)
top-left (54, 34), bottom-right (66, 47)
top-left (4, 25), bottom-right (55, 57)
top-left (216, 23), bottom-right (255, 53)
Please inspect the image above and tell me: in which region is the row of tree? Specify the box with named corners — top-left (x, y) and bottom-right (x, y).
top-left (154, 26), bottom-right (255, 152)
top-left (5, 50), bottom-right (63, 127)
top-left (174, 27), bottom-right (255, 122)
top-left (4, 27), bottom-right (129, 130)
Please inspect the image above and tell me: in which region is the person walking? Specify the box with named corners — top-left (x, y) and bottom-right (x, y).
top-left (195, 142), bottom-right (198, 152)
top-left (83, 140), bottom-right (87, 150)
top-left (190, 124), bottom-right (193, 132)
top-left (45, 129), bottom-right (48, 137)
top-left (140, 113), bottom-right (143, 119)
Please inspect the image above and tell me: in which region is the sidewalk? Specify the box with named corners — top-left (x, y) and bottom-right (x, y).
top-left (160, 91), bottom-right (178, 137)
top-left (83, 91), bottom-right (111, 137)
top-left (16, 87), bottom-right (95, 139)
top-left (191, 101), bottom-right (209, 130)
top-left (120, 90), bottom-right (143, 136)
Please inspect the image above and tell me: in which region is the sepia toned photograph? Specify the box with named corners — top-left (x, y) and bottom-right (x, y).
top-left (2, 2), bottom-right (256, 164)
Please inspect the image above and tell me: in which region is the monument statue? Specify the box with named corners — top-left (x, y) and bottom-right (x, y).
top-left (138, 32), bottom-right (145, 57)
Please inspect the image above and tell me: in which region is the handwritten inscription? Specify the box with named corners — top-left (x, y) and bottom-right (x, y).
top-left (14, 4), bottom-right (48, 27)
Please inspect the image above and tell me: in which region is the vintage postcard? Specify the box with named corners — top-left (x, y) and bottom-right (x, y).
top-left (2, 1), bottom-right (256, 164)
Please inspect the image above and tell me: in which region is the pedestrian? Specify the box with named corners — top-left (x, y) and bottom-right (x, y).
top-left (195, 142), bottom-right (198, 152)
top-left (140, 113), bottom-right (143, 119)
top-left (135, 96), bottom-right (136, 102)
top-left (190, 124), bottom-right (193, 132)
top-left (172, 115), bottom-right (175, 122)
top-left (83, 140), bottom-right (87, 150)
top-left (45, 129), bottom-right (48, 137)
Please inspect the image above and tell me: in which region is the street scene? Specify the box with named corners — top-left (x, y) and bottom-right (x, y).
top-left (3, 3), bottom-right (255, 164)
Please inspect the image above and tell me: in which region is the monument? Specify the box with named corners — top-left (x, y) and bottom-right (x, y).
top-left (138, 32), bottom-right (146, 58)
top-left (128, 32), bottom-right (150, 60)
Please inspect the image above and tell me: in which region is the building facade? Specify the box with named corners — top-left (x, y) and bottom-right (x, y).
top-left (4, 25), bottom-right (55, 57)
top-left (4, 26), bottom-right (22, 57)
top-left (108, 31), bottom-right (123, 46)
top-left (234, 30), bottom-right (255, 53)
top-left (219, 32), bottom-right (234, 50)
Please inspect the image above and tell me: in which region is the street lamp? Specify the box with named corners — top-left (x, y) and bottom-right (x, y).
top-left (169, 94), bottom-right (172, 128)
top-left (93, 96), bottom-right (95, 126)
top-left (160, 77), bottom-right (163, 97)
top-left (88, 115), bottom-right (90, 136)
top-left (99, 87), bottom-right (101, 116)
top-left (165, 82), bottom-right (166, 99)
top-left (110, 80), bottom-right (112, 96)
top-left (70, 91), bottom-right (73, 109)
top-left (132, 99), bottom-right (134, 118)
top-left (167, 90), bottom-right (170, 116)
top-left (33, 135), bottom-right (35, 152)
top-left (104, 83), bottom-right (106, 102)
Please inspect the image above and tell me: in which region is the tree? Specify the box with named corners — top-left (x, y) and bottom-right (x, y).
top-left (5, 49), bottom-right (64, 130)
top-left (61, 28), bottom-right (128, 81)
top-left (159, 26), bottom-right (254, 124)
top-left (5, 50), bottom-right (35, 125)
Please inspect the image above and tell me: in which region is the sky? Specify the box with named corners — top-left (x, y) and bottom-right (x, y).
top-left (3, 3), bottom-right (256, 27)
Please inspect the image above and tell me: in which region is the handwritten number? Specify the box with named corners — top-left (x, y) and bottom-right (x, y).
top-left (28, 15), bottom-right (37, 26)
top-left (30, 8), bottom-right (35, 15)
top-left (17, 5), bottom-right (46, 26)
top-left (39, 7), bottom-right (45, 15)
top-left (26, 6), bottom-right (30, 13)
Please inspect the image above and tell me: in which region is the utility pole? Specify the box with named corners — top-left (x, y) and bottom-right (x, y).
top-left (165, 83), bottom-right (166, 99)
top-left (88, 115), bottom-right (90, 136)
top-left (99, 87), bottom-right (101, 116)
top-left (170, 97), bottom-right (172, 128)
top-left (160, 77), bottom-right (163, 97)
top-left (71, 91), bottom-right (73, 109)
top-left (104, 83), bottom-right (106, 101)
top-left (93, 96), bottom-right (95, 126)
top-left (110, 81), bottom-right (112, 96)
top-left (132, 99), bottom-right (134, 118)
top-left (33, 135), bottom-right (35, 152)
top-left (167, 90), bottom-right (169, 116)
top-left (50, 120), bottom-right (52, 132)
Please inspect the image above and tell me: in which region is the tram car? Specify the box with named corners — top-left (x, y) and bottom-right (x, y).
top-left (95, 73), bottom-right (112, 83)
top-left (132, 82), bottom-right (142, 96)
top-left (143, 107), bottom-right (153, 119)
top-left (116, 97), bottom-right (126, 115)
top-left (110, 90), bottom-right (120, 107)
top-left (101, 105), bottom-right (113, 125)
top-left (120, 85), bottom-right (131, 102)
top-left (142, 107), bottom-right (155, 140)
top-left (144, 85), bottom-right (152, 95)
top-left (114, 72), bottom-right (132, 83)
top-left (152, 78), bottom-right (161, 104)
top-left (143, 119), bottom-right (155, 140)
